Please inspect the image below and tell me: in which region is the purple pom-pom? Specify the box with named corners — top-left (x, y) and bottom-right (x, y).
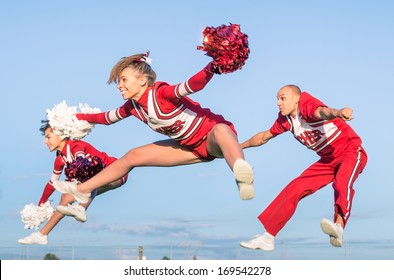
top-left (197, 23), bottom-right (250, 74)
top-left (64, 156), bottom-right (105, 183)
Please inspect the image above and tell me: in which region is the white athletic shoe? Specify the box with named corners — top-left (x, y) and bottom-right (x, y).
top-left (320, 218), bottom-right (344, 247)
top-left (56, 204), bottom-right (87, 223)
top-left (18, 232), bottom-right (48, 245)
top-left (233, 159), bottom-right (254, 200)
top-left (53, 180), bottom-right (90, 204)
top-left (240, 232), bottom-right (275, 251)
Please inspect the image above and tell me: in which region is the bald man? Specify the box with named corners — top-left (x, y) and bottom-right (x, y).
top-left (240, 85), bottom-right (368, 250)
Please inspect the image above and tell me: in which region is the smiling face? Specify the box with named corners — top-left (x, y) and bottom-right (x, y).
top-left (276, 85), bottom-right (301, 117)
top-left (44, 128), bottom-right (65, 152)
top-left (117, 67), bottom-right (147, 101)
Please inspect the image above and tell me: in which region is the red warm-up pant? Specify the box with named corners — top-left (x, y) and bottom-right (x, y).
top-left (259, 144), bottom-right (368, 236)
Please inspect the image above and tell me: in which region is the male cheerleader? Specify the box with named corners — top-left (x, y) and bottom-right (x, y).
top-left (240, 85), bottom-right (367, 250)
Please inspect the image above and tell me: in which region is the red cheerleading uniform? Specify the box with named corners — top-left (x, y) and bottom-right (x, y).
top-left (259, 92), bottom-right (368, 236)
top-left (38, 139), bottom-right (127, 205)
top-left (77, 65), bottom-right (235, 160)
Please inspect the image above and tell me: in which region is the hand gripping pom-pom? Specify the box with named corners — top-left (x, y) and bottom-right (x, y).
top-left (64, 156), bottom-right (106, 183)
top-left (20, 201), bottom-right (54, 230)
top-left (197, 23), bottom-right (250, 74)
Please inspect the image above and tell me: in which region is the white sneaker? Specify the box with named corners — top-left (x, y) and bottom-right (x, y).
top-left (320, 218), bottom-right (343, 247)
top-left (56, 204), bottom-right (87, 223)
top-left (18, 232), bottom-right (48, 245)
top-left (233, 159), bottom-right (254, 200)
top-left (240, 232), bottom-right (275, 251)
top-left (53, 180), bottom-right (90, 204)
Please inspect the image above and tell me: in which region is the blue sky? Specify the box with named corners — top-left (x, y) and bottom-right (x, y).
top-left (1, 0), bottom-right (393, 260)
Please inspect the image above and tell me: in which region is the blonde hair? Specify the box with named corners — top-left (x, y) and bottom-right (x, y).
top-left (107, 53), bottom-right (157, 86)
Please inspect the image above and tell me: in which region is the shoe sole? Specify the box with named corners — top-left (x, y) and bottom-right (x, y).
top-left (18, 239), bottom-right (48, 245)
top-left (56, 206), bottom-right (87, 223)
top-left (56, 206), bottom-right (73, 216)
top-left (238, 183), bottom-right (254, 200)
top-left (233, 160), bottom-right (254, 200)
top-left (240, 242), bottom-right (274, 251)
top-left (330, 237), bottom-right (342, 247)
top-left (321, 219), bottom-right (343, 247)
top-left (74, 216), bottom-right (87, 223)
top-left (320, 219), bottom-right (340, 238)
top-left (18, 241), bottom-right (48, 245)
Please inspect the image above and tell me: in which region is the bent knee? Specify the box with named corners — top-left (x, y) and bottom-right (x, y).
top-left (211, 123), bottom-right (236, 138)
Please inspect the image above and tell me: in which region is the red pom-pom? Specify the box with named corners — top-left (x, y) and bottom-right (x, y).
top-left (64, 156), bottom-right (105, 183)
top-left (197, 23), bottom-right (250, 74)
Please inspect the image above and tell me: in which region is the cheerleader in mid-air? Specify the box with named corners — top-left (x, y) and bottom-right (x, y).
top-left (53, 24), bottom-right (255, 204)
top-left (18, 102), bottom-right (127, 245)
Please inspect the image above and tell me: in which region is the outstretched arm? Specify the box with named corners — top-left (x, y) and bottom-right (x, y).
top-left (241, 130), bottom-right (274, 149)
top-left (314, 106), bottom-right (353, 121)
top-left (76, 101), bottom-right (133, 125)
top-left (161, 63), bottom-right (214, 99)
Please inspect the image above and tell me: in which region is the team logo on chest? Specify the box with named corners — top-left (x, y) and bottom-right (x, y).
top-left (156, 120), bottom-right (186, 135)
top-left (296, 129), bottom-right (323, 146)
top-left (288, 111), bottom-right (341, 152)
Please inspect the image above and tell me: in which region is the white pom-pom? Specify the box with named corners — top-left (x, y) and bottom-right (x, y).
top-left (46, 101), bottom-right (101, 140)
top-left (20, 201), bottom-right (54, 230)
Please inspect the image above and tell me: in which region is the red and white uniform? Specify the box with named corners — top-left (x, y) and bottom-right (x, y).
top-left (38, 139), bottom-right (127, 205)
top-left (78, 65), bottom-right (235, 160)
top-left (259, 92), bottom-right (368, 235)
